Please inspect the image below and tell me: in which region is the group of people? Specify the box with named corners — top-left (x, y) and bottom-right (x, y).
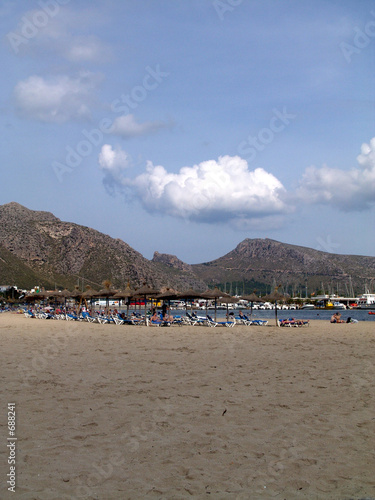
top-left (330, 312), bottom-right (357, 323)
top-left (150, 303), bottom-right (173, 323)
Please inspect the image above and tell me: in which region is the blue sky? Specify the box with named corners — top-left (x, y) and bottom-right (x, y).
top-left (1, 0), bottom-right (375, 263)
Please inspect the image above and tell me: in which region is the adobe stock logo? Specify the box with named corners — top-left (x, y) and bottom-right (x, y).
top-left (237, 107), bottom-right (296, 163)
top-left (340, 10), bottom-right (375, 63)
top-left (6, 0), bottom-right (70, 54)
top-left (212, 0), bottom-right (243, 21)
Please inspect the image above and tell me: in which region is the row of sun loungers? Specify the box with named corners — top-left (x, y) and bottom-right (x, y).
top-left (23, 309), bottom-right (272, 327)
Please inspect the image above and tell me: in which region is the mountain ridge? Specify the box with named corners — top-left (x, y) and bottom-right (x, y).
top-left (0, 202), bottom-right (374, 294)
top-left (0, 202), bottom-right (206, 291)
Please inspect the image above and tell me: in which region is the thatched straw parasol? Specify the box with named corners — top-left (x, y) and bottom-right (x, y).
top-left (112, 284), bottom-right (134, 317)
top-left (78, 286), bottom-right (98, 311)
top-left (24, 290), bottom-right (50, 304)
top-left (242, 292), bottom-right (263, 317)
top-left (133, 284), bottom-right (160, 324)
top-left (179, 289), bottom-right (205, 315)
top-left (81, 286), bottom-right (98, 299)
top-left (262, 290), bottom-right (286, 326)
top-left (201, 287), bottom-right (231, 321)
top-left (156, 288), bottom-right (180, 300)
top-left (220, 295), bottom-right (239, 318)
top-left (93, 281), bottom-right (118, 313)
top-left (48, 289), bottom-right (72, 316)
top-left (155, 288), bottom-right (181, 317)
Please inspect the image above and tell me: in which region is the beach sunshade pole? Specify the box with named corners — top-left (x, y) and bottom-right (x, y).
top-left (275, 300), bottom-right (278, 326)
top-left (262, 290), bottom-right (285, 327)
top-left (133, 284), bottom-right (160, 326)
top-left (201, 288), bottom-right (231, 322)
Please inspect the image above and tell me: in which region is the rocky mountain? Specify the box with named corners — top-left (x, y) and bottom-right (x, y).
top-left (1, 203), bottom-right (374, 295)
top-left (152, 251), bottom-right (193, 273)
top-left (191, 238), bottom-right (375, 295)
top-left (0, 243), bottom-right (46, 289)
top-left (0, 202), bottom-right (206, 291)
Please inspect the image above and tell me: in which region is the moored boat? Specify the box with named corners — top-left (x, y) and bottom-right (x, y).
top-left (357, 293), bottom-right (375, 309)
top-left (301, 303), bottom-right (315, 310)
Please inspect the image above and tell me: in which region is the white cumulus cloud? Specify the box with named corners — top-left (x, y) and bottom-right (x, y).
top-left (297, 137), bottom-right (375, 211)
top-left (99, 144), bottom-right (130, 171)
top-left (14, 72), bottom-right (100, 123)
top-left (109, 114), bottom-right (166, 138)
top-left (99, 144), bottom-right (132, 195)
top-left (100, 150), bottom-right (290, 226)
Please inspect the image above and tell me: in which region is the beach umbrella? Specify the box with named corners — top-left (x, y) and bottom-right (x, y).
top-left (155, 288), bottom-right (181, 318)
top-left (201, 288), bottom-right (231, 321)
top-left (112, 284), bottom-right (135, 316)
top-left (33, 290), bottom-right (51, 300)
top-left (69, 286), bottom-right (86, 314)
top-left (262, 290), bottom-right (286, 326)
top-left (24, 290), bottom-right (50, 305)
top-left (81, 286), bottom-right (98, 298)
top-left (156, 288), bottom-right (180, 300)
top-left (48, 288), bottom-right (71, 307)
top-left (50, 289), bottom-right (72, 317)
top-left (242, 292), bottom-right (263, 318)
top-left (80, 286), bottom-right (99, 311)
top-left (180, 289), bottom-right (205, 315)
top-left (70, 286), bottom-right (84, 299)
top-left (94, 282), bottom-right (118, 313)
top-left (24, 292), bottom-right (39, 302)
top-left (220, 295), bottom-right (239, 319)
top-left (133, 284), bottom-right (160, 324)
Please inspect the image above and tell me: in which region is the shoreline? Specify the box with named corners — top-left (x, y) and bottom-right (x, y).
top-left (1, 312), bottom-right (374, 499)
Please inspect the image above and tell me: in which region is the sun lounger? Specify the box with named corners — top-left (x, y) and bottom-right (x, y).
top-left (207, 315), bottom-right (235, 327)
top-left (66, 312), bottom-right (79, 321)
top-left (234, 315), bottom-right (252, 325)
top-left (80, 311), bottom-right (99, 323)
top-left (97, 314), bottom-right (116, 324)
top-left (186, 312), bottom-right (207, 326)
top-left (249, 318), bottom-right (268, 326)
top-left (171, 315), bottom-right (184, 325)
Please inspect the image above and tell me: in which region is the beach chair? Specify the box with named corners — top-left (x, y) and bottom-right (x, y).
top-left (234, 314), bottom-right (252, 325)
top-left (171, 315), bottom-right (184, 326)
top-left (207, 315), bottom-right (235, 327)
top-left (66, 312), bottom-right (79, 321)
top-left (97, 314), bottom-right (115, 324)
top-left (112, 313), bottom-right (126, 325)
top-left (250, 318), bottom-right (268, 326)
top-left (80, 311), bottom-right (98, 323)
top-left (37, 311), bottom-right (54, 319)
top-left (186, 312), bottom-right (207, 326)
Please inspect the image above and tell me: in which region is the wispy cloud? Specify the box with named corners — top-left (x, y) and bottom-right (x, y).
top-left (14, 72), bottom-right (101, 123)
top-left (7, 5), bottom-right (112, 63)
top-left (109, 114), bottom-right (167, 138)
top-left (99, 144), bottom-right (132, 195)
top-left (297, 137), bottom-right (375, 211)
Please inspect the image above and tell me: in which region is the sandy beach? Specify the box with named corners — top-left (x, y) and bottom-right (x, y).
top-left (0, 312), bottom-right (374, 500)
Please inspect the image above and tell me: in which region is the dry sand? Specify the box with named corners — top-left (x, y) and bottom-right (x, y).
top-left (0, 312), bottom-right (374, 500)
